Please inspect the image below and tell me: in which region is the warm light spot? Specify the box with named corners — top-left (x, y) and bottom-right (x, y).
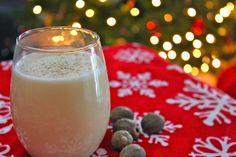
top-left (72, 22), bottom-right (81, 28)
top-left (164, 14), bottom-right (173, 22)
top-left (205, 1), bottom-right (214, 9)
top-left (70, 30), bottom-right (78, 36)
top-left (220, 7), bottom-right (231, 17)
top-left (146, 21), bottom-right (156, 30)
top-left (206, 34), bottom-right (215, 44)
top-left (107, 17), bottom-right (116, 26)
top-left (184, 64), bottom-right (192, 73)
top-left (33, 5), bottom-right (42, 15)
top-left (130, 8), bottom-right (140, 16)
top-left (191, 67), bottom-right (199, 76)
top-left (217, 27), bottom-right (227, 36)
top-left (185, 32), bottom-right (194, 41)
top-left (215, 14), bottom-right (223, 23)
top-left (207, 12), bottom-right (214, 20)
top-left (163, 41), bottom-right (173, 51)
top-left (202, 56), bottom-right (210, 64)
top-left (75, 0), bottom-right (85, 9)
top-left (212, 58), bottom-right (221, 68)
top-left (181, 51), bottom-right (190, 61)
top-left (201, 63), bottom-right (209, 72)
top-left (152, 0), bottom-right (161, 7)
top-left (193, 39), bottom-right (202, 48)
top-left (172, 34), bottom-right (182, 44)
top-left (187, 8), bottom-right (197, 17)
top-left (150, 36), bottom-right (159, 45)
top-left (99, 0), bottom-right (107, 2)
top-left (52, 35), bottom-right (64, 42)
top-left (193, 49), bottom-right (201, 58)
top-left (159, 51), bottom-right (167, 59)
top-left (167, 50), bottom-right (177, 60)
top-left (85, 9), bottom-right (95, 18)
top-left (226, 2), bottom-right (234, 11)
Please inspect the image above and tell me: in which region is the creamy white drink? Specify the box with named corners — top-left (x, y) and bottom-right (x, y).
top-left (11, 52), bottom-right (110, 157)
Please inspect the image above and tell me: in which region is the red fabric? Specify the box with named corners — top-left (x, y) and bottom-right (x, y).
top-left (217, 65), bottom-right (236, 99)
top-left (1, 43), bottom-right (236, 157)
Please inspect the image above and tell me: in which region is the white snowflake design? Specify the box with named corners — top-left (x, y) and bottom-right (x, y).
top-left (90, 148), bottom-right (108, 157)
top-left (110, 71), bottom-right (169, 98)
top-left (133, 111), bottom-right (182, 147)
top-left (114, 48), bottom-right (155, 64)
top-left (1, 60), bottom-right (12, 71)
top-left (0, 94), bottom-right (13, 134)
top-left (0, 143), bottom-right (13, 157)
top-left (189, 136), bottom-right (236, 157)
top-left (166, 64), bottom-right (184, 73)
top-left (167, 79), bottom-right (236, 126)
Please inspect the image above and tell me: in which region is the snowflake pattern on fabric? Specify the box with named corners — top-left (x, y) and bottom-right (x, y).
top-left (133, 111), bottom-right (182, 147)
top-left (167, 79), bottom-right (236, 126)
top-left (166, 64), bottom-right (184, 73)
top-left (90, 148), bottom-right (108, 157)
top-left (1, 61), bottom-right (12, 71)
top-left (189, 136), bottom-right (236, 157)
top-left (114, 48), bottom-right (155, 64)
top-left (0, 143), bottom-right (12, 157)
top-left (0, 94), bottom-right (13, 134)
top-left (110, 71), bottom-right (169, 98)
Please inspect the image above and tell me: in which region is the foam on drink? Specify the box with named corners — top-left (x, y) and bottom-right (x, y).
top-left (11, 52), bottom-right (110, 157)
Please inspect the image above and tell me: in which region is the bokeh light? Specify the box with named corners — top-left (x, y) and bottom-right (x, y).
top-left (107, 17), bottom-right (116, 26)
top-left (185, 32), bottom-right (194, 41)
top-left (85, 9), bottom-right (95, 18)
top-left (187, 8), bottom-right (197, 17)
top-left (75, 0), bottom-right (85, 9)
top-left (167, 50), bottom-right (177, 60)
top-left (172, 34), bottom-right (182, 44)
top-left (206, 34), bottom-right (215, 44)
top-left (201, 63), bottom-right (209, 72)
top-left (159, 51), bottom-right (167, 59)
top-left (130, 8), bottom-right (140, 16)
top-left (163, 41), bottom-right (173, 51)
top-left (152, 0), bottom-right (161, 7)
top-left (193, 39), bottom-right (202, 48)
top-left (193, 49), bottom-right (201, 58)
top-left (181, 51), bottom-right (190, 61)
top-left (184, 64), bottom-right (192, 73)
top-left (33, 5), bottom-right (42, 15)
top-left (212, 58), bottom-right (221, 68)
top-left (150, 36), bottom-right (159, 45)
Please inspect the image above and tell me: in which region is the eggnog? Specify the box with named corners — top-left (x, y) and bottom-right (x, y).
top-left (11, 52), bottom-right (110, 157)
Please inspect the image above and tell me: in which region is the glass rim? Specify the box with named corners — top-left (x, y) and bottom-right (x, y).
top-left (16, 26), bottom-right (100, 53)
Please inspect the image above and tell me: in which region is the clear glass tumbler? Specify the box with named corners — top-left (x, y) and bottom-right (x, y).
top-left (10, 26), bottom-right (110, 157)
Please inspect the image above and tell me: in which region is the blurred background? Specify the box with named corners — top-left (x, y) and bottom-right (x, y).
top-left (0, 0), bottom-right (236, 96)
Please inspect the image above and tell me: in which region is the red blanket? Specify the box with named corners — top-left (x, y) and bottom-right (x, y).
top-left (1, 43), bottom-right (236, 157)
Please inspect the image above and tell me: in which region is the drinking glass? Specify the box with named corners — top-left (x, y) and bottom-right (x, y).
top-left (10, 26), bottom-right (110, 157)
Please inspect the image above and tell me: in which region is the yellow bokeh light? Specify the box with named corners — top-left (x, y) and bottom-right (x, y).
top-left (164, 14), bottom-right (173, 22)
top-left (72, 22), bottom-right (82, 28)
top-left (159, 51), bottom-right (167, 59)
top-left (163, 41), bottom-right (173, 51)
top-left (193, 39), bottom-right (202, 48)
top-left (185, 32), bottom-right (194, 41)
top-left (181, 51), bottom-right (190, 61)
top-left (70, 30), bottom-right (78, 36)
top-left (184, 64), bottom-right (192, 73)
top-left (193, 49), bottom-right (201, 58)
top-left (152, 0), bottom-right (161, 7)
top-left (107, 17), bottom-right (116, 26)
top-left (220, 7), bottom-right (231, 17)
top-left (167, 50), bottom-right (177, 60)
top-left (226, 2), bottom-right (234, 11)
top-left (172, 34), bottom-right (182, 44)
top-left (130, 8), bottom-right (140, 17)
top-left (202, 56), bottom-right (210, 64)
top-left (75, 0), bottom-right (85, 9)
top-left (52, 35), bottom-right (64, 42)
top-left (207, 12), bottom-right (214, 20)
top-left (99, 0), bottom-right (107, 2)
top-left (215, 14), bottom-right (223, 23)
top-left (217, 27), bottom-right (227, 36)
top-left (205, 1), bottom-right (214, 9)
top-left (187, 8), bottom-right (197, 17)
top-left (212, 58), bottom-right (221, 68)
top-left (206, 34), bottom-right (215, 44)
top-left (85, 9), bottom-right (95, 18)
top-left (191, 67), bottom-right (199, 76)
top-left (150, 36), bottom-right (159, 45)
top-left (201, 63), bottom-right (209, 72)
top-left (33, 5), bottom-right (42, 15)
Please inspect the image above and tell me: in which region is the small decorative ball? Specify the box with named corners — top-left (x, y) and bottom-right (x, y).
top-left (113, 118), bottom-right (140, 140)
top-left (110, 106), bottom-right (134, 123)
top-left (111, 130), bottom-right (133, 150)
top-left (120, 144), bottom-right (146, 157)
top-left (141, 113), bottom-right (165, 134)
